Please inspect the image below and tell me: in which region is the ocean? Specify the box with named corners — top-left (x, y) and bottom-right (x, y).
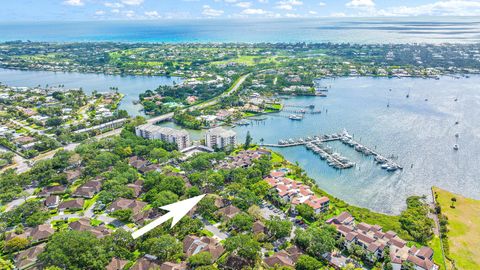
top-left (0, 17), bottom-right (479, 44)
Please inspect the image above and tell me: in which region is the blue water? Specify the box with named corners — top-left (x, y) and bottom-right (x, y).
top-left (162, 76), bottom-right (480, 214)
top-left (1, 17), bottom-right (480, 43)
top-left (0, 68), bottom-right (181, 116)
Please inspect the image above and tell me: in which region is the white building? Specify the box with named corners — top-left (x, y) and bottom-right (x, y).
top-left (135, 124), bottom-right (190, 150)
top-left (205, 127), bottom-right (236, 150)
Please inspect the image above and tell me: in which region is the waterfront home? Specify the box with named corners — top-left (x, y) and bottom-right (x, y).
top-left (135, 124), bottom-right (190, 150)
top-left (205, 127), bottom-right (237, 150)
top-left (265, 174), bottom-right (330, 213)
top-left (327, 212), bottom-right (438, 270)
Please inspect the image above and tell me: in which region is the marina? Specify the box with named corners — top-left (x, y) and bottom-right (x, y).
top-left (263, 130), bottom-right (402, 171)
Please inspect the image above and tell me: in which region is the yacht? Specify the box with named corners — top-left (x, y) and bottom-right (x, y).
top-left (453, 144), bottom-right (459, 151)
top-left (289, 114), bottom-right (303, 120)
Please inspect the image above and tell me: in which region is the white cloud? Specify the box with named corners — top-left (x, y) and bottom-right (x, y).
top-left (276, 0), bottom-right (302, 10)
top-left (235, 1), bottom-right (252, 8)
top-left (346, 0), bottom-right (375, 8)
top-left (144, 10), bottom-right (161, 18)
top-left (63, 0), bottom-right (84, 6)
top-left (318, 1), bottom-right (326, 6)
top-left (329, 12), bottom-right (347, 17)
top-left (95, 10), bottom-right (106, 15)
top-left (258, 0), bottom-right (268, 3)
top-left (121, 0), bottom-right (144, 6)
top-left (202, 5), bottom-right (224, 16)
top-left (285, 13), bottom-right (301, 17)
top-left (104, 2), bottom-right (125, 8)
top-left (111, 9), bottom-right (120, 13)
top-left (377, 0), bottom-right (480, 16)
top-left (123, 10), bottom-right (135, 17)
top-left (241, 8), bottom-right (269, 14)
top-left (309, 10), bottom-right (318, 14)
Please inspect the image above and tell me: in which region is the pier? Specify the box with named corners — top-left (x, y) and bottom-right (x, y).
top-left (262, 130), bottom-right (402, 171)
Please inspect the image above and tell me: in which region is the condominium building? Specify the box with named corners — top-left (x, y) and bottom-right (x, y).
top-left (135, 124), bottom-right (190, 150)
top-left (205, 127), bottom-right (237, 150)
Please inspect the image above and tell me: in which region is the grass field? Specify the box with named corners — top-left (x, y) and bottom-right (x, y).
top-left (433, 186), bottom-right (480, 270)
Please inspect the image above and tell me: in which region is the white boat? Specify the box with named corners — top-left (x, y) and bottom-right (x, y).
top-left (289, 114), bottom-right (303, 120)
top-left (453, 144), bottom-right (459, 151)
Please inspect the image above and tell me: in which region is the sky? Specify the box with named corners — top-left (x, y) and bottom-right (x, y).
top-left (1, 0), bottom-right (480, 21)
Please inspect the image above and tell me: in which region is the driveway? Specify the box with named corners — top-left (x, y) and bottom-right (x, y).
top-left (200, 217), bottom-right (228, 241)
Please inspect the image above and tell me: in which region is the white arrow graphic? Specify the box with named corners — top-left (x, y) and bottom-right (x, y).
top-left (131, 194), bottom-right (205, 239)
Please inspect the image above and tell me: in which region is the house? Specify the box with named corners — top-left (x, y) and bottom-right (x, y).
top-left (253, 221), bottom-right (266, 235)
top-left (183, 235), bottom-right (225, 260)
top-left (108, 198), bottom-right (151, 224)
top-left (5, 224), bottom-right (53, 243)
top-left (160, 261), bottom-right (187, 270)
top-left (326, 211), bottom-right (355, 226)
top-left (68, 218), bottom-right (111, 238)
top-left (128, 156), bottom-right (149, 170)
top-left (65, 168), bottom-right (82, 183)
top-left (185, 95), bottom-right (198, 104)
top-left (327, 212), bottom-right (438, 270)
top-left (44, 195), bottom-right (60, 209)
top-left (14, 243), bottom-right (46, 270)
top-left (216, 205), bottom-right (241, 221)
top-left (266, 174), bottom-right (330, 213)
top-left (138, 163), bottom-right (161, 174)
top-left (58, 198), bottom-right (84, 212)
top-left (264, 246), bottom-right (302, 269)
top-left (130, 257), bottom-right (160, 270)
top-left (108, 198), bottom-right (147, 214)
top-left (73, 180), bottom-right (102, 198)
top-left (38, 185), bottom-right (67, 197)
top-left (106, 257), bottom-right (129, 270)
top-left (127, 180), bottom-right (144, 197)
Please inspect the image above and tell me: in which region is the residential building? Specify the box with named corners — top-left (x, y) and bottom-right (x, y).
top-left (183, 235), bottom-right (225, 260)
top-left (327, 212), bottom-right (438, 270)
top-left (106, 258), bottom-right (129, 270)
top-left (58, 198), bottom-right (84, 212)
top-left (135, 124), bottom-right (190, 150)
top-left (14, 243), bottom-right (46, 270)
top-left (205, 127), bottom-right (236, 150)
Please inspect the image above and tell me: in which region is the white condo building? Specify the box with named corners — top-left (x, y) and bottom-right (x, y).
top-left (205, 127), bottom-right (237, 150)
top-left (135, 124), bottom-right (190, 150)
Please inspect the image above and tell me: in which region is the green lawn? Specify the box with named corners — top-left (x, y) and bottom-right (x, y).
top-left (433, 186), bottom-right (480, 270)
top-left (429, 236), bottom-right (446, 270)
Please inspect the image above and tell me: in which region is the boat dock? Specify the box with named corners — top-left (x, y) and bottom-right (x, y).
top-left (262, 130), bottom-right (402, 172)
top-left (281, 109), bottom-right (322, 114)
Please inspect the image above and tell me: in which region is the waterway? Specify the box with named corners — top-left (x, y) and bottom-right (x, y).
top-left (2, 67), bottom-right (479, 214)
top-left (0, 68), bottom-right (181, 116)
top-left (162, 75), bottom-right (480, 214)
